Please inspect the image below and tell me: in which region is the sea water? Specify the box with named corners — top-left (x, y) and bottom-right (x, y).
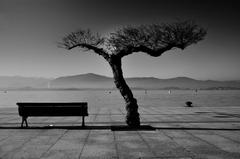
top-left (0, 90), bottom-right (240, 108)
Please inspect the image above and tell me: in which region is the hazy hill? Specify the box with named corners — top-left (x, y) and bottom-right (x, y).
top-left (50, 73), bottom-right (113, 89)
top-left (50, 73), bottom-right (240, 89)
top-left (0, 76), bottom-right (50, 89)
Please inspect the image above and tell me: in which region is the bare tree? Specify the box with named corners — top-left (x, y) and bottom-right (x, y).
top-left (59, 20), bottom-right (207, 127)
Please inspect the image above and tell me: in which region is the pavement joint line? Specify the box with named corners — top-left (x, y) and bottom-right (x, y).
top-left (39, 129), bottom-right (69, 159)
top-left (112, 129), bottom-right (120, 158)
top-left (201, 127), bottom-right (240, 145)
top-left (78, 107), bottom-right (101, 159)
top-left (183, 129), bottom-right (237, 155)
top-left (109, 109), bottom-right (120, 158)
top-left (0, 130), bottom-right (20, 142)
top-left (164, 113), bottom-right (223, 158)
top-left (112, 108), bottom-right (127, 158)
top-left (160, 129), bottom-right (198, 159)
top-left (136, 131), bottom-right (158, 157)
top-left (77, 128), bottom-right (92, 159)
top-left (1, 129), bottom-right (46, 158)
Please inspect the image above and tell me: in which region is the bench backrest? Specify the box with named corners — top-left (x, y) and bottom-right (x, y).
top-left (17, 102), bottom-right (88, 117)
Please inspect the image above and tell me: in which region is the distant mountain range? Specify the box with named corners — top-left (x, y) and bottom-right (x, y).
top-left (50, 73), bottom-right (240, 90)
top-left (0, 76), bottom-right (51, 89)
top-left (1, 73), bottom-right (240, 90)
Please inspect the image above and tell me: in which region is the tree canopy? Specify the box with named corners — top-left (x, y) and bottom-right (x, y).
top-left (59, 20), bottom-right (206, 60)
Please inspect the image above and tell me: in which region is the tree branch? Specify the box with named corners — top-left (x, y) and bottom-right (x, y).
top-left (59, 29), bottom-right (110, 60)
top-left (67, 43), bottom-right (110, 60)
top-left (116, 44), bottom-right (174, 58)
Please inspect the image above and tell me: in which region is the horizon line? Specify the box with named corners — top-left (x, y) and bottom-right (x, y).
top-left (0, 73), bottom-right (239, 82)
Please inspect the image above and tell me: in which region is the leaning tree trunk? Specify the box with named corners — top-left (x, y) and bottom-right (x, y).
top-left (109, 55), bottom-right (140, 127)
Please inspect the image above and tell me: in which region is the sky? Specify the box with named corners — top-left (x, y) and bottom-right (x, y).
top-left (0, 0), bottom-right (240, 80)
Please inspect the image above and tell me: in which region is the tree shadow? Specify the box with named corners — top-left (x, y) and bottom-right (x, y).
top-left (154, 127), bottom-right (240, 131)
top-left (111, 125), bottom-right (156, 131)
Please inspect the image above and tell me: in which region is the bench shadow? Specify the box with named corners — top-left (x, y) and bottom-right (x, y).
top-left (0, 125), bottom-right (110, 130)
top-left (0, 125), bottom-right (239, 131)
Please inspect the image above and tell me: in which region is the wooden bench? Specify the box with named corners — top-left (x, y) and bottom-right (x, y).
top-left (17, 102), bottom-right (88, 128)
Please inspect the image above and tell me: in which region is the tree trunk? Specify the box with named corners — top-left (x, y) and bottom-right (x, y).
top-left (109, 55), bottom-right (140, 127)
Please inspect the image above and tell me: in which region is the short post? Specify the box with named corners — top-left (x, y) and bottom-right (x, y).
top-left (186, 101), bottom-right (193, 107)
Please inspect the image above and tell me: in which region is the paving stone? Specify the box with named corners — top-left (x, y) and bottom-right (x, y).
top-left (41, 130), bottom-right (89, 159)
top-left (80, 130), bottom-right (117, 158)
top-left (114, 131), bottom-right (155, 158)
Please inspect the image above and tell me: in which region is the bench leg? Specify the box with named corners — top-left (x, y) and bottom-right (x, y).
top-left (21, 117), bottom-right (28, 128)
top-left (82, 116), bottom-right (85, 127)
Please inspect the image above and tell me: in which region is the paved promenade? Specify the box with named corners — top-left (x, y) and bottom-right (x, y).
top-left (0, 106), bottom-right (240, 159)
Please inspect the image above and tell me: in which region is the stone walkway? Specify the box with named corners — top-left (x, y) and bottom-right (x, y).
top-left (0, 106), bottom-right (240, 159)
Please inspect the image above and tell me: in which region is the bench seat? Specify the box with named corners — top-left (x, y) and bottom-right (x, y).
top-left (17, 102), bottom-right (88, 127)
